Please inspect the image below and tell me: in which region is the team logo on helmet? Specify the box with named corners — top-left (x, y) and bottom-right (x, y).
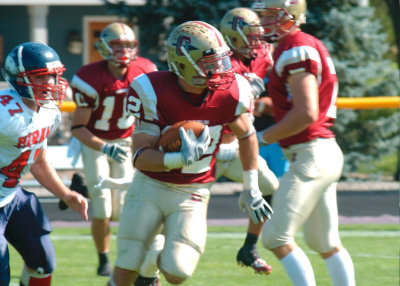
top-left (174, 36), bottom-right (198, 56)
top-left (231, 16), bottom-right (247, 31)
top-left (4, 56), bottom-right (18, 76)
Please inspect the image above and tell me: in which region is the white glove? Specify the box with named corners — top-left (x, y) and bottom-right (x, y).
top-left (94, 175), bottom-right (133, 190)
top-left (239, 189), bottom-right (273, 224)
top-left (179, 125), bottom-right (210, 166)
top-left (216, 140), bottom-right (239, 161)
top-left (101, 143), bottom-right (129, 163)
top-left (246, 73), bottom-right (266, 99)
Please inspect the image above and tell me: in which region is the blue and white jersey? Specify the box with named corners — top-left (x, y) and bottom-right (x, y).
top-left (0, 89), bottom-right (60, 207)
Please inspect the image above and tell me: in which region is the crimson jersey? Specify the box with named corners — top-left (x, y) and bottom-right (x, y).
top-left (127, 71), bottom-right (253, 184)
top-left (223, 45), bottom-right (272, 136)
top-left (230, 43), bottom-right (273, 79)
top-left (71, 57), bottom-right (157, 140)
top-left (269, 31), bottom-right (338, 147)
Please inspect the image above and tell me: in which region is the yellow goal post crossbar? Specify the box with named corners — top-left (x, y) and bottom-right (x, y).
top-left (59, 96), bottom-right (400, 113)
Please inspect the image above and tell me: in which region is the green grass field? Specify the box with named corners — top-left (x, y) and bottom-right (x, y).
top-left (8, 224), bottom-right (399, 286)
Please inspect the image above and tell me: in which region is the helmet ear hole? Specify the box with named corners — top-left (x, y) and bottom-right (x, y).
top-left (232, 37), bottom-right (237, 42)
top-left (179, 63), bottom-right (185, 70)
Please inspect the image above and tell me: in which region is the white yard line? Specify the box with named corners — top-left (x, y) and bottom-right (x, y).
top-left (49, 230), bottom-right (398, 240)
top-left (48, 230), bottom-right (398, 260)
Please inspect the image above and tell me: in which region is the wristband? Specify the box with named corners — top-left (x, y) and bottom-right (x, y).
top-left (164, 152), bottom-right (184, 170)
top-left (237, 125), bottom-right (255, 140)
top-left (132, 146), bottom-right (149, 167)
top-left (71, 124), bottom-right (85, 131)
top-left (243, 169), bottom-right (259, 190)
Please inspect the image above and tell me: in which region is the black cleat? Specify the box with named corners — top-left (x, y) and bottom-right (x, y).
top-left (97, 261), bottom-right (112, 277)
top-left (236, 245), bottom-right (272, 275)
top-left (58, 172), bottom-right (88, 210)
top-left (135, 274), bottom-right (161, 286)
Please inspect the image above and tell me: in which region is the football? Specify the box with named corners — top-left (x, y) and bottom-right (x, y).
top-left (156, 121), bottom-right (205, 152)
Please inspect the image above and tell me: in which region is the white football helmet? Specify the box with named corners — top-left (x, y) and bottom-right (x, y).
top-left (220, 7), bottom-right (264, 59)
top-left (252, 0), bottom-right (307, 42)
top-left (167, 21), bottom-right (235, 90)
top-left (96, 22), bottom-right (138, 67)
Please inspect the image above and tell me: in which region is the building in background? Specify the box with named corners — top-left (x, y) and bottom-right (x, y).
top-left (0, 0), bottom-right (145, 83)
top-left (0, 0), bottom-right (146, 145)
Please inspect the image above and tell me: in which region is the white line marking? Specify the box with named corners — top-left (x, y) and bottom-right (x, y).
top-left (50, 230), bottom-right (398, 240)
top-left (49, 231), bottom-right (398, 260)
top-left (206, 230), bottom-right (399, 238)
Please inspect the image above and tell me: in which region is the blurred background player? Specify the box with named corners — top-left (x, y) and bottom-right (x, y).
top-left (219, 7), bottom-right (279, 275)
top-left (0, 42), bottom-right (88, 286)
top-left (68, 22), bottom-right (157, 276)
top-left (253, 0), bottom-right (356, 285)
top-left (107, 21), bottom-right (273, 286)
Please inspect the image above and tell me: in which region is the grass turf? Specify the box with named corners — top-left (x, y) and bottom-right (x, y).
top-left (8, 224), bottom-right (399, 285)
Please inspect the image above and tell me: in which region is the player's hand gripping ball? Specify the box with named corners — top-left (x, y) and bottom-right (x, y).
top-left (157, 121), bottom-right (205, 152)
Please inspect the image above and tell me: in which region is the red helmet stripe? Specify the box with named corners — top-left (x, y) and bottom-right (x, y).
top-left (119, 22), bottom-right (128, 33)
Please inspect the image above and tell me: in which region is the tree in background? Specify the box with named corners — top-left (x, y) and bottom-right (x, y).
top-left (382, 0), bottom-right (400, 180)
top-left (105, 0), bottom-right (253, 69)
top-left (304, 0), bottom-right (399, 179)
top-left (381, 0), bottom-right (399, 71)
top-left (105, 0), bottom-right (399, 179)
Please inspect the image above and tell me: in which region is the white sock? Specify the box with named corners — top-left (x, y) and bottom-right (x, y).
top-left (140, 234), bottom-right (165, 278)
top-left (280, 247), bottom-right (316, 286)
top-left (324, 248), bottom-right (355, 286)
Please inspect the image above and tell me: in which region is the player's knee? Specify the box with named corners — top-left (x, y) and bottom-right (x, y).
top-left (34, 259), bottom-right (55, 275)
top-left (91, 200), bottom-right (111, 219)
top-left (160, 241), bottom-right (200, 283)
top-left (259, 177), bottom-right (279, 195)
top-left (258, 162), bottom-right (280, 194)
top-left (262, 230), bottom-right (289, 250)
top-left (160, 263), bottom-right (191, 283)
top-left (162, 271), bottom-right (187, 285)
top-left (262, 233), bottom-right (274, 249)
top-left (25, 246), bottom-right (56, 275)
top-left (116, 239), bottom-right (146, 271)
top-left (89, 188), bottom-right (112, 219)
top-left (304, 233), bottom-right (339, 254)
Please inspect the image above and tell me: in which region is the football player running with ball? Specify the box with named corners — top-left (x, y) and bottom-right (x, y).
top-left (107, 21), bottom-right (272, 286)
top-left (219, 7), bottom-right (279, 275)
top-left (0, 42), bottom-right (88, 286)
top-left (69, 22), bottom-right (157, 276)
top-left (253, 0), bottom-right (356, 285)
